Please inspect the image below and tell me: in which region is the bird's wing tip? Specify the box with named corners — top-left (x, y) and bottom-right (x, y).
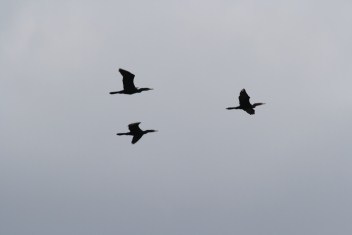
top-left (130, 122), bottom-right (141, 125)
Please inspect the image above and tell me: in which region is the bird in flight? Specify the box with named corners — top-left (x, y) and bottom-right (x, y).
top-left (110, 68), bottom-right (153, 95)
top-left (117, 122), bottom-right (157, 144)
top-left (226, 89), bottom-right (265, 115)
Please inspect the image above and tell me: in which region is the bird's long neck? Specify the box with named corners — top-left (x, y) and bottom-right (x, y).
top-left (144, 130), bottom-right (156, 134)
top-left (138, 88), bottom-right (152, 93)
top-left (252, 103), bottom-right (265, 108)
top-left (227, 106), bottom-right (241, 110)
top-left (110, 90), bottom-right (125, 95)
top-left (117, 132), bottom-right (132, 136)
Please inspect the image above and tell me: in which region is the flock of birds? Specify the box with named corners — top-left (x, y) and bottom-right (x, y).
top-left (111, 68), bottom-right (265, 144)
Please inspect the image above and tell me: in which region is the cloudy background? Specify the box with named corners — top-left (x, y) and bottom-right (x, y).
top-left (1, 1), bottom-right (352, 234)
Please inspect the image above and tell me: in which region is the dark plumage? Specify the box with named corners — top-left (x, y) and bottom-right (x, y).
top-left (110, 68), bottom-right (153, 95)
top-left (117, 122), bottom-right (157, 144)
top-left (226, 89), bottom-right (265, 115)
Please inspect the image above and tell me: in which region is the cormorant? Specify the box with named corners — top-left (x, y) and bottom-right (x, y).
top-left (117, 122), bottom-right (157, 144)
top-left (226, 89), bottom-right (265, 115)
top-left (110, 68), bottom-right (153, 95)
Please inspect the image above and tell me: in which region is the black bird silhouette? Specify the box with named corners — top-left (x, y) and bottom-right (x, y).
top-left (117, 122), bottom-right (157, 144)
top-left (226, 89), bottom-right (265, 115)
top-left (110, 68), bottom-right (153, 95)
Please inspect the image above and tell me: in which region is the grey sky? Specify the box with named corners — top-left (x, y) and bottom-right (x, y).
top-left (1, 1), bottom-right (352, 234)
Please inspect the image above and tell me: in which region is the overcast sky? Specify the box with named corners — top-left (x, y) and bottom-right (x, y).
top-left (1, 1), bottom-right (352, 234)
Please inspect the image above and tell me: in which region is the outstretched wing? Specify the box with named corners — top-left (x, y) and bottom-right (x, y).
top-left (128, 122), bottom-right (142, 133)
top-left (131, 134), bottom-right (143, 144)
top-left (119, 68), bottom-right (136, 90)
top-left (239, 89), bottom-right (251, 106)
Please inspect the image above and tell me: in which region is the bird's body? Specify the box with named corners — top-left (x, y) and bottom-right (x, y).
top-left (117, 122), bottom-right (157, 144)
top-left (227, 89), bottom-right (265, 115)
top-left (110, 69), bottom-right (153, 95)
